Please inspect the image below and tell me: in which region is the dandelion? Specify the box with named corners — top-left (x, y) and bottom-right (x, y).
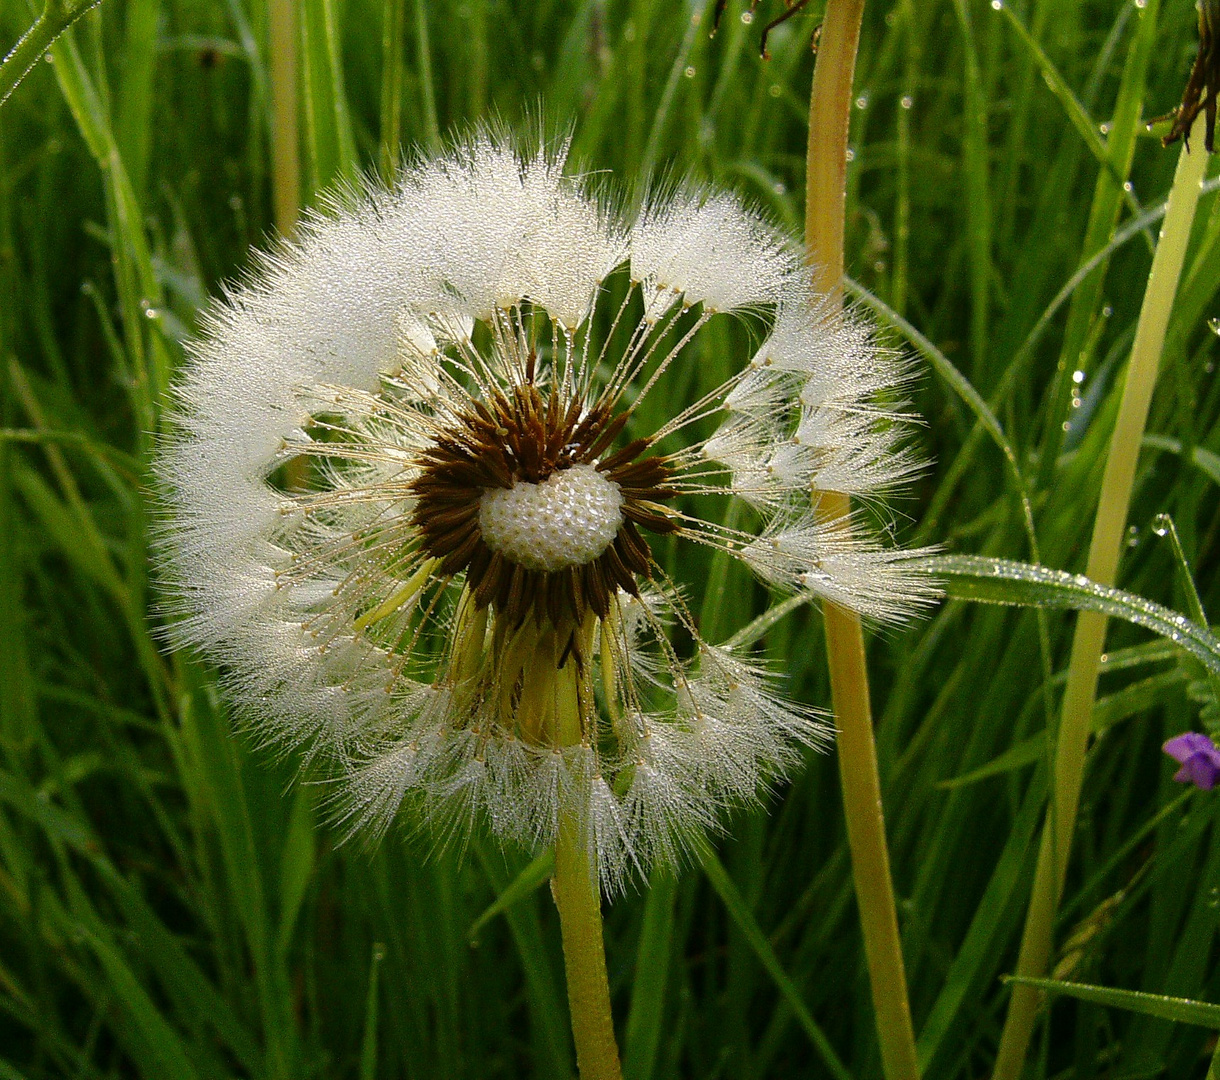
top-left (156, 133), bottom-right (935, 892)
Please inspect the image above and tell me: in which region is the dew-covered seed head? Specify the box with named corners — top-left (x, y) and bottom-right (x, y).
top-left (479, 465), bottom-right (624, 572)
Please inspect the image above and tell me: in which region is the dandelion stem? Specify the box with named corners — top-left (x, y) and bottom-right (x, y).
top-left (807, 3), bottom-right (920, 1078)
top-left (992, 111), bottom-right (1210, 1080)
top-left (553, 819), bottom-right (623, 1080)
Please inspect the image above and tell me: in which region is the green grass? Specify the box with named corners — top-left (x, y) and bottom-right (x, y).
top-left (3, 0), bottom-right (1220, 1076)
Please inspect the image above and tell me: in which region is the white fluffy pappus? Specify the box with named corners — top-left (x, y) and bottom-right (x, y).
top-left (155, 133), bottom-right (938, 893)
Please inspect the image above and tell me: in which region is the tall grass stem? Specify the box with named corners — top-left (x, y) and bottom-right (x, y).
top-left (806, 3), bottom-right (919, 1077)
top-left (992, 111), bottom-right (1211, 1080)
top-left (269, 0), bottom-right (300, 235)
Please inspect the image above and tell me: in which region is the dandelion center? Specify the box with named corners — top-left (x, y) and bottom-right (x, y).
top-left (408, 378), bottom-right (678, 627)
top-left (479, 465), bottom-right (624, 572)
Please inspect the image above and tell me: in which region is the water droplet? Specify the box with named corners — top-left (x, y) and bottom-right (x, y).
top-left (1072, 369), bottom-right (1086, 384)
top-left (741, 10), bottom-right (754, 24)
top-left (684, 65), bottom-right (696, 78)
top-left (900, 94), bottom-right (914, 109)
top-left (770, 84), bottom-right (782, 97)
top-left (1100, 122), bottom-right (1111, 135)
top-left (1208, 317), bottom-right (1220, 336)
top-left (773, 181), bottom-right (786, 195)
top-left (624, 21), bottom-right (637, 42)
top-left (1123, 181), bottom-right (1134, 193)
top-left (1152, 513), bottom-right (1172, 537)
top-left (691, 11), bottom-right (701, 26)
top-left (1134, 0), bottom-right (1146, 8)
top-left (855, 93), bottom-right (870, 109)
top-left (1102, 305), bottom-right (1113, 318)
top-left (990, 0), bottom-right (1003, 9)
top-left (845, 148), bottom-right (856, 162)
top-left (144, 307), bottom-right (159, 319)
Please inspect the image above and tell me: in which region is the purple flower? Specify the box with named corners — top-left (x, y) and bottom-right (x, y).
top-left (1163, 733), bottom-right (1220, 790)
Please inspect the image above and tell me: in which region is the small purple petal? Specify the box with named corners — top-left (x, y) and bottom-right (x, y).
top-left (1164, 733), bottom-right (1220, 790)
top-left (1174, 754), bottom-right (1220, 791)
top-left (1164, 732), bottom-right (1215, 764)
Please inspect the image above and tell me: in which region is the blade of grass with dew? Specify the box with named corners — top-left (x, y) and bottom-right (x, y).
top-left (925, 553), bottom-right (1220, 672)
top-left (0, 0), bottom-right (102, 106)
top-left (1007, 975), bottom-right (1220, 1028)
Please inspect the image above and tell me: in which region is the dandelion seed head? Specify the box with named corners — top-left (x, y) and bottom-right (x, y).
top-left (156, 133), bottom-right (936, 893)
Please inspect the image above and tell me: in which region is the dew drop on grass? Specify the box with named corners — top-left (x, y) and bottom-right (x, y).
top-left (1152, 514), bottom-right (1172, 537)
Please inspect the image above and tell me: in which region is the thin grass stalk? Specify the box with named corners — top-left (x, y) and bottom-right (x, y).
top-left (269, 0), bottom-right (300, 235)
top-left (992, 111), bottom-right (1211, 1080)
top-left (806, 3), bottom-right (919, 1077)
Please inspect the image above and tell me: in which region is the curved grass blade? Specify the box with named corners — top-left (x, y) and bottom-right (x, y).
top-left (922, 554), bottom-right (1220, 674)
top-left (1004, 975), bottom-right (1220, 1028)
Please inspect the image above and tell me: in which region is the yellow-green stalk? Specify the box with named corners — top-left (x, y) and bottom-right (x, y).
top-left (993, 111), bottom-right (1210, 1080)
top-left (806, 4), bottom-right (920, 1078)
top-left (269, 0), bottom-right (300, 236)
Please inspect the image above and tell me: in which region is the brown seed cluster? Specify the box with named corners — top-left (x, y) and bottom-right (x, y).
top-left (409, 379), bottom-right (678, 630)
